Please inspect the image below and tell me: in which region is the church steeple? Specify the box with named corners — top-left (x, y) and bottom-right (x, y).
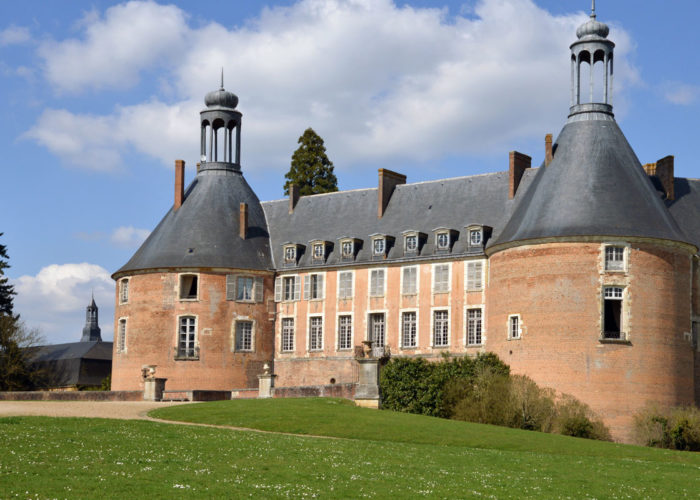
top-left (570, 0), bottom-right (615, 117)
top-left (199, 70), bottom-right (243, 172)
top-left (81, 295), bottom-right (102, 342)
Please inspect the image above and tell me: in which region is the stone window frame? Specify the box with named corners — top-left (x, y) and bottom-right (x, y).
top-left (303, 272), bottom-right (326, 301)
top-left (435, 230), bottom-right (451, 251)
top-left (603, 243), bottom-right (629, 273)
top-left (369, 268), bottom-right (387, 298)
top-left (274, 274), bottom-right (301, 302)
top-left (399, 308), bottom-right (419, 349)
top-left (404, 233), bottom-right (418, 253)
top-left (508, 314), bottom-right (522, 340)
top-left (432, 262), bottom-right (451, 294)
top-left (178, 273), bottom-right (199, 301)
top-left (337, 270), bottom-right (354, 300)
top-left (601, 285), bottom-right (628, 342)
top-left (469, 228), bottom-right (482, 246)
top-left (400, 265), bottom-right (419, 296)
top-left (465, 259), bottom-right (486, 291)
top-left (465, 306), bottom-right (484, 347)
top-left (117, 317), bottom-right (127, 354)
top-left (233, 317), bottom-right (256, 352)
top-left (119, 278), bottom-right (129, 305)
top-left (280, 316), bottom-right (295, 353)
top-left (227, 274), bottom-right (264, 303)
top-left (308, 314), bottom-right (324, 352)
top-left (336, 312), bottom-right (353, 351)
top-left (339, 237), bottom-right (361, 261)
top-left (283, 244), bottom-right (297, 264)
top-left (367, 310), bottom-right (387, 347)
top-left (175, 314), bottom-right (199, 360)
top-left (430, 308), bottom-right (450, 347)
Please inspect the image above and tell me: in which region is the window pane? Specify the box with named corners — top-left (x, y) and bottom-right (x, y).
top-left (370, 314), bottom-right (385, 346)
top-left (338, 316), bottom-right (352, 350)
top-left (402, 312), bottom-right (416, 347)
top-left (467, 309), bottom-right (482, 345)
top-left (433, 311), bottom-right (449, 346)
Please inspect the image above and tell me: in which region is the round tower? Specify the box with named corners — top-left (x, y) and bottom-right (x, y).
top-left (485, 4), bottom-right (697, 441)
top-left (111, 77), bottom-right (274, 393)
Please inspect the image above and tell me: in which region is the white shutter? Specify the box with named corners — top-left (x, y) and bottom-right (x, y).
top-left (319, 274), bottom-right (324, 299)
top-left (274, 277), bottom-right (282, 302)
top-left (474, 261), bottom-right (483, 289)
top-left (226, 274), bottom-right (236, 300)
top-left (254, 276), bottom-right (263, 303)
top-left (304, 275), bottom-right (310, 300)
top-left (294, 276), bottom-right (301, 301)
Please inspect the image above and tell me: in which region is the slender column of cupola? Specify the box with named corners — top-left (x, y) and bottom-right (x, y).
top-left (199, 69), bottom-right (243, 172)
top-left (569, 1), bottom-right (615, 117)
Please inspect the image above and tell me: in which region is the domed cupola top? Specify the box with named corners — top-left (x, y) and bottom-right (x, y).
top-left (204, 72), bottom-right (239, 109)
top-left (576, 2), bottom-right (610, 40)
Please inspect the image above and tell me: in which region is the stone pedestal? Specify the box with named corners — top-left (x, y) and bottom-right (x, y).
top-left (354, 358), bottom-right (380, 409)
top-left (144, 378), bottom-right (167, 401)
top-left (258, 373), bottom-right (276, 398)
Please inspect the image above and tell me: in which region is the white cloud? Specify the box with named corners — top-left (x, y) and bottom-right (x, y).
top-left (13, 263), bottom-right (114, 344)
top-left (662, 82), bottom-right (699, 106)
top-left (111, 226), bottom-right (151, 248)
top-left (0, 25), bottom-right (30, 46)
top-left (28, 0), bottom-right (638, 173)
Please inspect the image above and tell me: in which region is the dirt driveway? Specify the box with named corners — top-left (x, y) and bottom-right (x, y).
top-left (0, 401), bottom-right (192, 420)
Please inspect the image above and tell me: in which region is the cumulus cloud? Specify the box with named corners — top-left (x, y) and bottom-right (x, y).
top-left (28, 0), bottom-right (638, 173)
top-left (0, 25), bottom-right (30, 46)
top-left (111, 226), bottom-right (151, 248)
top-left (13, 263), bottom-right (114, 344)
top-left (662, 81), bottom-right (699, 106)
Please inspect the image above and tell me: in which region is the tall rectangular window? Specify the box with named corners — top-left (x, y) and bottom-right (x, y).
top-left (237, 276), bottom-right (254, 301)
top-left (338, 271), bottom-right (353, 299)
top-left (117, 318), bottom-right (127, 353)
top-left (402, 266), bottom-right (418, 295)
top-left (433, 264), bottom-right (450, 293)
top-left (467, 309), bottom-right (482, 345)
top-left (338, 315), bottom-right (352, 350)
top-left (119, 279), bottom-right (129, 304)
top-left (179, 274), bottom-right (198, 300)
top-left (402, 311), bottom-right (417, 348)
top-left (509, 315), bottom-right (520, 339)
top-left (309, 316), bottom-right (323, 351)
top-left (304, 274), bottom-right (324, 300)
top-left (281, 318), bottom-right (294, 352)
top-left (178, 316), bottom-right (197, 358)
top-left (466, 261), bottom-right (483, 290)
top-left (370, 269), bottom-right (385, 297)
top-left (283, 276), bottom-right (300, 301)
top-left (603, 287), bottom-right (624, 339)
top-left (235, 321), bottom-right (253, 351)
top-left (605, 246), bottom-right (625, 271)
top-left (369, 313), bottom-right (385, 347)
top-left (433, 310), bottom-right (449, 346)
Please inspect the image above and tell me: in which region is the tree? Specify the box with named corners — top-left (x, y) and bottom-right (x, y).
top-left (284, 128), bottom-right (338, 196)
top-left (0, 233), bottom-right (16, 316)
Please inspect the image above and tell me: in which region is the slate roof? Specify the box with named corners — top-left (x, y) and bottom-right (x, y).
top-left (491, 115), bottom-right (692, 249)
top-left (115, 168), bottom-right (272, 276)
top-left (27, 341), bottom-right (113, 387)
top-left (262, 169), bottom-right (537, 269)
top-left (667, 178), bottom-right (700, 249)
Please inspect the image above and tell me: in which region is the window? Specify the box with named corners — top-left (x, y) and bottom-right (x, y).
top-left (402, 311), bottom-right (417, 348)
top-left (338, 315), bottom-right (352, 350)
top-left (433, 310), bottom-right (449, 346)
top-left (402, 266), bottom-right (418, 295)
top-left (369, 313), bottom-right (385, 347)
top-left (603, 287), bottom-right (624, 339)
top-left (179, 274), bottom-right (198, 300)
top-left (467, 309), bottom-right (482, 346)
top-left (692, 321), bottom-right (699, 350)
top-left (117, 318), bottom-right (127, 353)
top-left (178, 316), bottom-right (197, 358)
top-left (370, 269), bottom-right (385, 297)
top-left (509, 315), bottom-right (521, 340)
top-left (373, 238), bottom-right (385, 256)
top-left (469, 230), bottom-right (482, 246)
top-left (281, 318), bottom-right (295, 352)
top-left (284, 246), bottom-right (297, 263)
top-left (275, 276), bottom-right (300, 302)
top-left (405, 234), bottom-right (418, 253)
top-left (433, 264), bottom-right (450, 293)
top-left (235, 321), bottom-right (253, 351)
top-left (313, 243), bottom-right (325, 260)
top-left (227, 275), bottom-right (263, 302)
top-left (309, 316), bottom-right (323, 351)
top-left (605, 246), bottom-right (625, 271)
top-left (341, 240), bottom-right (354, 258)
top-left (237, 276), bottom-right (254, 301)
top-left (338, 271), bottom-right (353, 299)
top-left (304, 274), bottom-right (324, 300)
top-left (119, 279), bottom-right (129, 304)
top-left (436, 232), bottom-right (450, 250)
top-left (466, 261), bottom-right (484, 290)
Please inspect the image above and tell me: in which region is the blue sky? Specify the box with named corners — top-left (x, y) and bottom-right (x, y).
top-left (1, 0), bottom-right (698, 344)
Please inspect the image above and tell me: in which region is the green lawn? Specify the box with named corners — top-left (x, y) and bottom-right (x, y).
top-left (0, 399), bottom-right (697, 499)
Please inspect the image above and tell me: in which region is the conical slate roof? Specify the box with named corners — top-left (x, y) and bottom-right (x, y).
top-left (490, 114), bottom-right (690, 249)
top-left (114, 169), bottom-right (271, 276)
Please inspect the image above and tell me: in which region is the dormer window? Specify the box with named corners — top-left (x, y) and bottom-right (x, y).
top-left (405, 235), bottom-right (417, 252)
top-left (436, 232), bottom-right (450, 250)
top-left (469, 230), bottom-right (482, 246)
top-left (309, 240), bottom-right (330, 263)
top-left (313, 243), bottom-right (324, 259)
top-left (339, 237), bottom-right (361, 261)
top-left (284, 246), bottom-right (296, 263)
top-left (373, 238), bottom-right (385, 256)
top-left (402, 230), bottom-right (426, 256)
top-left (282, 243), bottom-right (304, 267)
top-left (342, 241), bottom-right (354, 258)
top-left (369, 234), bottom-right (393, 260)
top-left (466, 225), bottom-right (491, 253)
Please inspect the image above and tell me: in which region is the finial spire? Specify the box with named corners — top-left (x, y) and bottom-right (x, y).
top-left (220, 67), bottom-right (224, 90)
top-left (591, 0), bottom-right (596, 19)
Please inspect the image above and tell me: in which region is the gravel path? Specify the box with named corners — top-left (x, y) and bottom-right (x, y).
top-left (0, 401), bottom-right (193, 420)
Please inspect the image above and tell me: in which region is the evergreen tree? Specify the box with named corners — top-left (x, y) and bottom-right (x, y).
top-left (0, 233), bottom-right (16, 316)
top-left (284, 128), bottom-right (338, 196)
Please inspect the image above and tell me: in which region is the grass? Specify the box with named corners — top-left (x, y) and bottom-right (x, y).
top-left (0, 399), bottom-right (696, 499)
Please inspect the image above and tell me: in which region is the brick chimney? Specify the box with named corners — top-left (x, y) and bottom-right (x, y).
top-left (378, 168), bottom-right (406, 218)
top-left (544, 134), bottom-right (553, 166)
top-left (509, 151), bottom-right (531, 199)
top-left (288, 184), bottom-right (300, 214)
top-left (239, 202), bottom-right (248, 239)
top-left (654, 155), bottom-right (675, 201)
top-left (174, 159), bottom-right (185, 211)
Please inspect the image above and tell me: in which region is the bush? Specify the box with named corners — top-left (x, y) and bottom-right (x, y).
top-left (554, 395), bottom-right (611, 441)
top-left (634, 404), bottom-right (700, 451)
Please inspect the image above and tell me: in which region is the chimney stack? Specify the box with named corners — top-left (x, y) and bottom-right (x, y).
top-left (239, 202), bottom-right (248, 239)
top-left (545, 134), bottom-right (553, 166)
top-left (289, 184), bottom-right (300, 214)
top-left (174, 159), bottom-right (185, 211)
top-left (378, 168), bottom-right (406, 218)
top-left (644, 155), bottom-right (675, 201)
top-left (509, 151), bottom-right (531, 199)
